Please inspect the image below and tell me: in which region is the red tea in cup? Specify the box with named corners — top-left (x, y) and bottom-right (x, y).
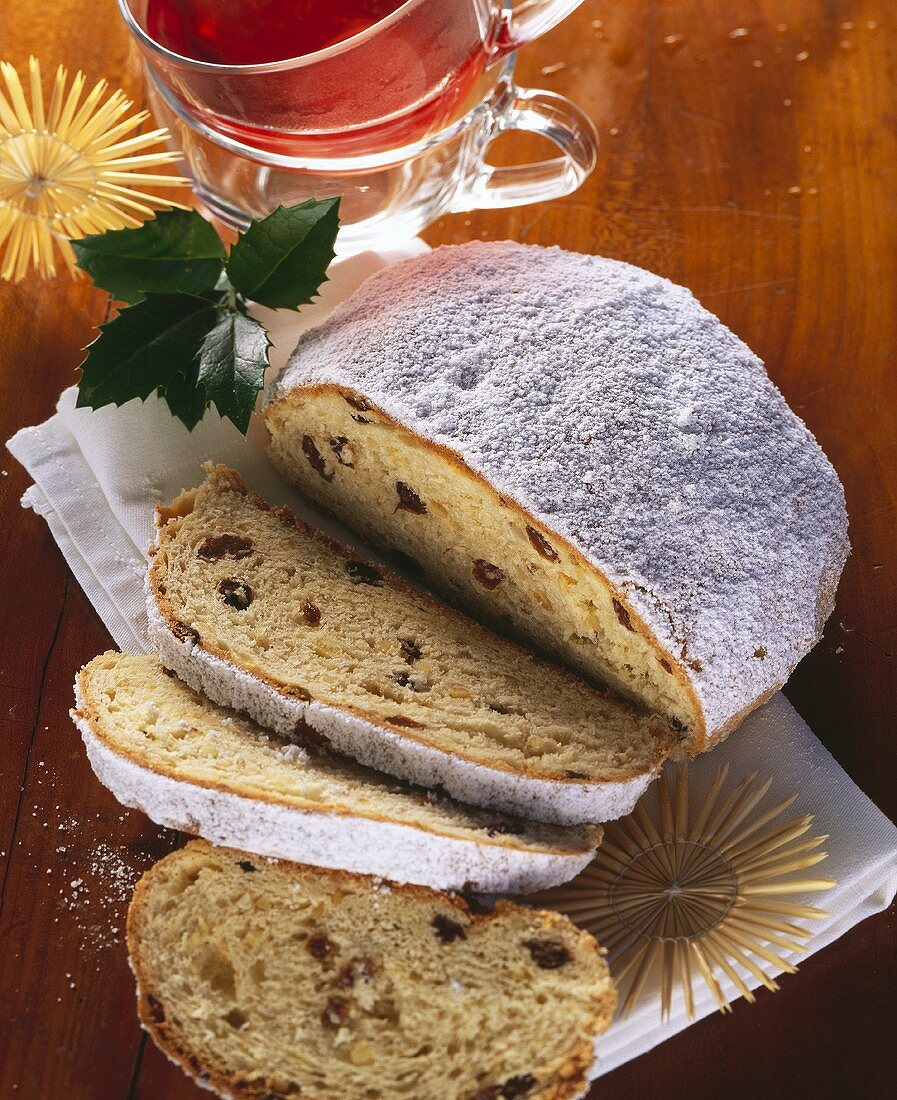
top-left (144, 0), bottom-right (494, 156)
top-left (146, 0), bottom-right (406, 65)
top-left (121, 0), bottom-right (597, 245)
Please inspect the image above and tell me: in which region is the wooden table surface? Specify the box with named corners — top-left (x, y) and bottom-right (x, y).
top-left (1, 1), bottom-right (894, 1097)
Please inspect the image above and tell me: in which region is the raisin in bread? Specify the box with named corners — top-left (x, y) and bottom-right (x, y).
top-left (73, 652), bottom-right (601, 893)
top-left (147, 465), bottom-right (670, 825)
top-left (266, 241), bottom-right (849, 754)
top-left (128, 841), bottom-right (615, 1100)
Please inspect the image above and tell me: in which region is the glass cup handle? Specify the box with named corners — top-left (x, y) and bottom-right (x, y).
top-left (493, 0), bottom-right (589, 55)
top-left (452, 86), bottom-right (598, 212)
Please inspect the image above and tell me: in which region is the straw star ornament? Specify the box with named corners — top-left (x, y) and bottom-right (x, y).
top-left (0, 56), bottom-right (189, 282)
top-left (534, 765), bottom-right (835, 1022)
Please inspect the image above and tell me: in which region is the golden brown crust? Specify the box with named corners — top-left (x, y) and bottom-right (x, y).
top-left (148, 465), bottom-right (672, 785)
top-left (127, 841), bottom-right (615, 1100)
top-left (266, 384), bottom-right (709, 751)
top-left (74, 656), bottom-right (601, 856)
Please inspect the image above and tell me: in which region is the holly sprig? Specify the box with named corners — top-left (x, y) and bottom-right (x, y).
top-left (73, 198), bottom-right (340, 434)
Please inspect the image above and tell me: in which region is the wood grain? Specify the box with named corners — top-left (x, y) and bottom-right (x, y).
top-left (0, 1), bottom-right (894, 1097)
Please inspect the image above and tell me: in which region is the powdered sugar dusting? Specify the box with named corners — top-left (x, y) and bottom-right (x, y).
top-left (56, 839), bottom-right (153, 951)
top-left (276, 242), bottom-right (849, 739)
top-left (75, 702), bottom-right (599, 895)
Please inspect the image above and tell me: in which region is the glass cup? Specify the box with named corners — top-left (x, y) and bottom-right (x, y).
top-left (118, 1), bottom-right (598, 249)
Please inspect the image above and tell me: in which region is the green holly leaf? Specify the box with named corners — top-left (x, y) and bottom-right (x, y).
top-left (73, 198), bottom-right (341, 435)
top-left (76, 293), bottom-right (221, 420)
top-left (225, 197), bottom-right (340, 309)
top-left (161, 368), bottom-right (214, 432)
top-left (195, 310), bottom-right (272, 434)
top-left (72, 210), bottom-right (226, 304)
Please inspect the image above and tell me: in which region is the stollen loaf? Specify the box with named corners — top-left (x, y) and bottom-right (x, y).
top-left (266, 241), bottom-right (849, 752)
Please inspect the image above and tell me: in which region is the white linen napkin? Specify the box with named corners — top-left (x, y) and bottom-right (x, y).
top-left (8, 240), bottom-right (430, 651)
top-left (7, 239), bottom-right (896, 1078)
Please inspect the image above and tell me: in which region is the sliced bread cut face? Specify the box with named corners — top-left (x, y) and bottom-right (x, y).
top-left (73, 652), bottom-right (601, 894)
top-left (266, 241), bottom-right (849, 753)
top-left (128, 841), bottom-right (615, 1100)
top-left (266, 386), bottom-right (698, 734)
top-left (147, 466), bottom-right (670, 825)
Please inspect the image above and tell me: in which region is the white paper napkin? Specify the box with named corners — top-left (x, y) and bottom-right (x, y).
top-left (7, 239), bottom-right (896, 1079)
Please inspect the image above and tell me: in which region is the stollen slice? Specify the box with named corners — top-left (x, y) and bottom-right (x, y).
top-left (127, 840), bottom-right (616, 1100)
top-left (146, 464), bottom-right (672, 825)
top-left (72, 652), bottom-right (601, 894)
